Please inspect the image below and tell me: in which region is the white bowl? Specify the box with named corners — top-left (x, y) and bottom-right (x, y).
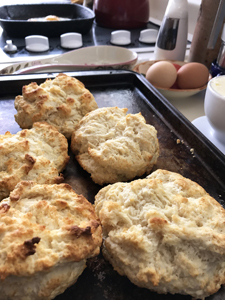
top-left (133, 60), bottom-right (211, 98)
top-left (0, 45), bottom-right (138, 75)
top-left (204, 75), bottom-right (225, 144)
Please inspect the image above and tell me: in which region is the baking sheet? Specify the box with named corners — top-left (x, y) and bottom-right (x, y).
top-left (0, 70), bottom-right (225, 300)
top-left (0, 3), bottom-right (95, 37)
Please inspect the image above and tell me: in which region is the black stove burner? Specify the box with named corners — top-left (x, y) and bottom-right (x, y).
top-left (0, 21), bottom-right (159, 59)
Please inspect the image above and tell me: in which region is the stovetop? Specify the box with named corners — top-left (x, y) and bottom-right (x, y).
top-left (0, 21), bottom-right (159, 64)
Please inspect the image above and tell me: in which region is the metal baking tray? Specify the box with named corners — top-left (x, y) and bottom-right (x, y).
top-left (0, 3), bottom-right (95, 37)
top-left (0, 70), bottom-right (225, 300)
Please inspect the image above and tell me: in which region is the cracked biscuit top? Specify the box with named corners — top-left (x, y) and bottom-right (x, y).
top-left (0, 122), bottom-right (69, 200)
top-left (14, 73), bottom-right (98, 139)
top-left (71, 106), bottom-right (159, 185)
top-left (0, 181), bottom-right (102, 279)
top-left (95, 169), bottom-right (225, 299)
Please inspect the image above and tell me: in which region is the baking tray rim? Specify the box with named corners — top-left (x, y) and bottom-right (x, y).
top-left (0, 68), bottom-right (224, 183)
top-left (0, 69), bottom-right (225, 299)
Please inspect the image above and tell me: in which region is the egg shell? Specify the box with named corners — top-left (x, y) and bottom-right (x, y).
top-left (176, 62), bottom-right (209, 89)
top-left (146, 61), bottom-right (177, 89)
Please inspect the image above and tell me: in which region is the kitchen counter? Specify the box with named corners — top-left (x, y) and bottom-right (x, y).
top-left (164, 92), bottom-right (205, 122)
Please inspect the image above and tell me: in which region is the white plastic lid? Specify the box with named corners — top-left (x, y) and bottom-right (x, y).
top-left (25, 35), bottom-right (49, 52)
top-left (110, 30), bottom-right (131, 46)
top-left (139, 29), bottom-right (158, 44)
top-left (60, 32), bottom-right (83, 49)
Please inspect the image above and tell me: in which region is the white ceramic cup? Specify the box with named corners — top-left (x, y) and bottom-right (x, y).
top-left (204, 75), bottom-right (225, 143)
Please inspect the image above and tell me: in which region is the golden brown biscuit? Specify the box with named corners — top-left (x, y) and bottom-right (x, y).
top-left (71, 107), bottom-right (159, 185)
top-left (94, 169), bottom-right (225, 299)
top-left (0, 122), bottom-right (69, 201)
top-left (0, 181), bottom-right (102, 300)
top-left (14, 73), bottom-right (98, 139)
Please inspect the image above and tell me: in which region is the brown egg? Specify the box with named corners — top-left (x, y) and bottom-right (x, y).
top-left (176, 62), bottom-right (209, 89)
top-left (146, 61), bottom-right (177, 89)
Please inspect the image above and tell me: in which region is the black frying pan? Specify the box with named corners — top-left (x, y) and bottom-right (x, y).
top-left (0, 3), bottom-right (95, 37)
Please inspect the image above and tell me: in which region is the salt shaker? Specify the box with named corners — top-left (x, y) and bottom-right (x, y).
top-left (204, 75), bottom-right (225, 143)
top-left (154, 0), bottom-right (188, 61)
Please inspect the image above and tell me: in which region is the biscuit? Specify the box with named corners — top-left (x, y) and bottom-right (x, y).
top-left (0, 122), bottom-right (69, 201)
top-left (0, 181), bottom-right (102, 300)
top-left (71, 107), bottom-right (159, 185)
top-left (94, 169), bottom-right (225, 299)
top-left (14, 73), bottom-right (98, 139)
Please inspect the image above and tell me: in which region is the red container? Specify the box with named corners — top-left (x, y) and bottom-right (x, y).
top-left (93, 0), bottom-right (150, 29)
